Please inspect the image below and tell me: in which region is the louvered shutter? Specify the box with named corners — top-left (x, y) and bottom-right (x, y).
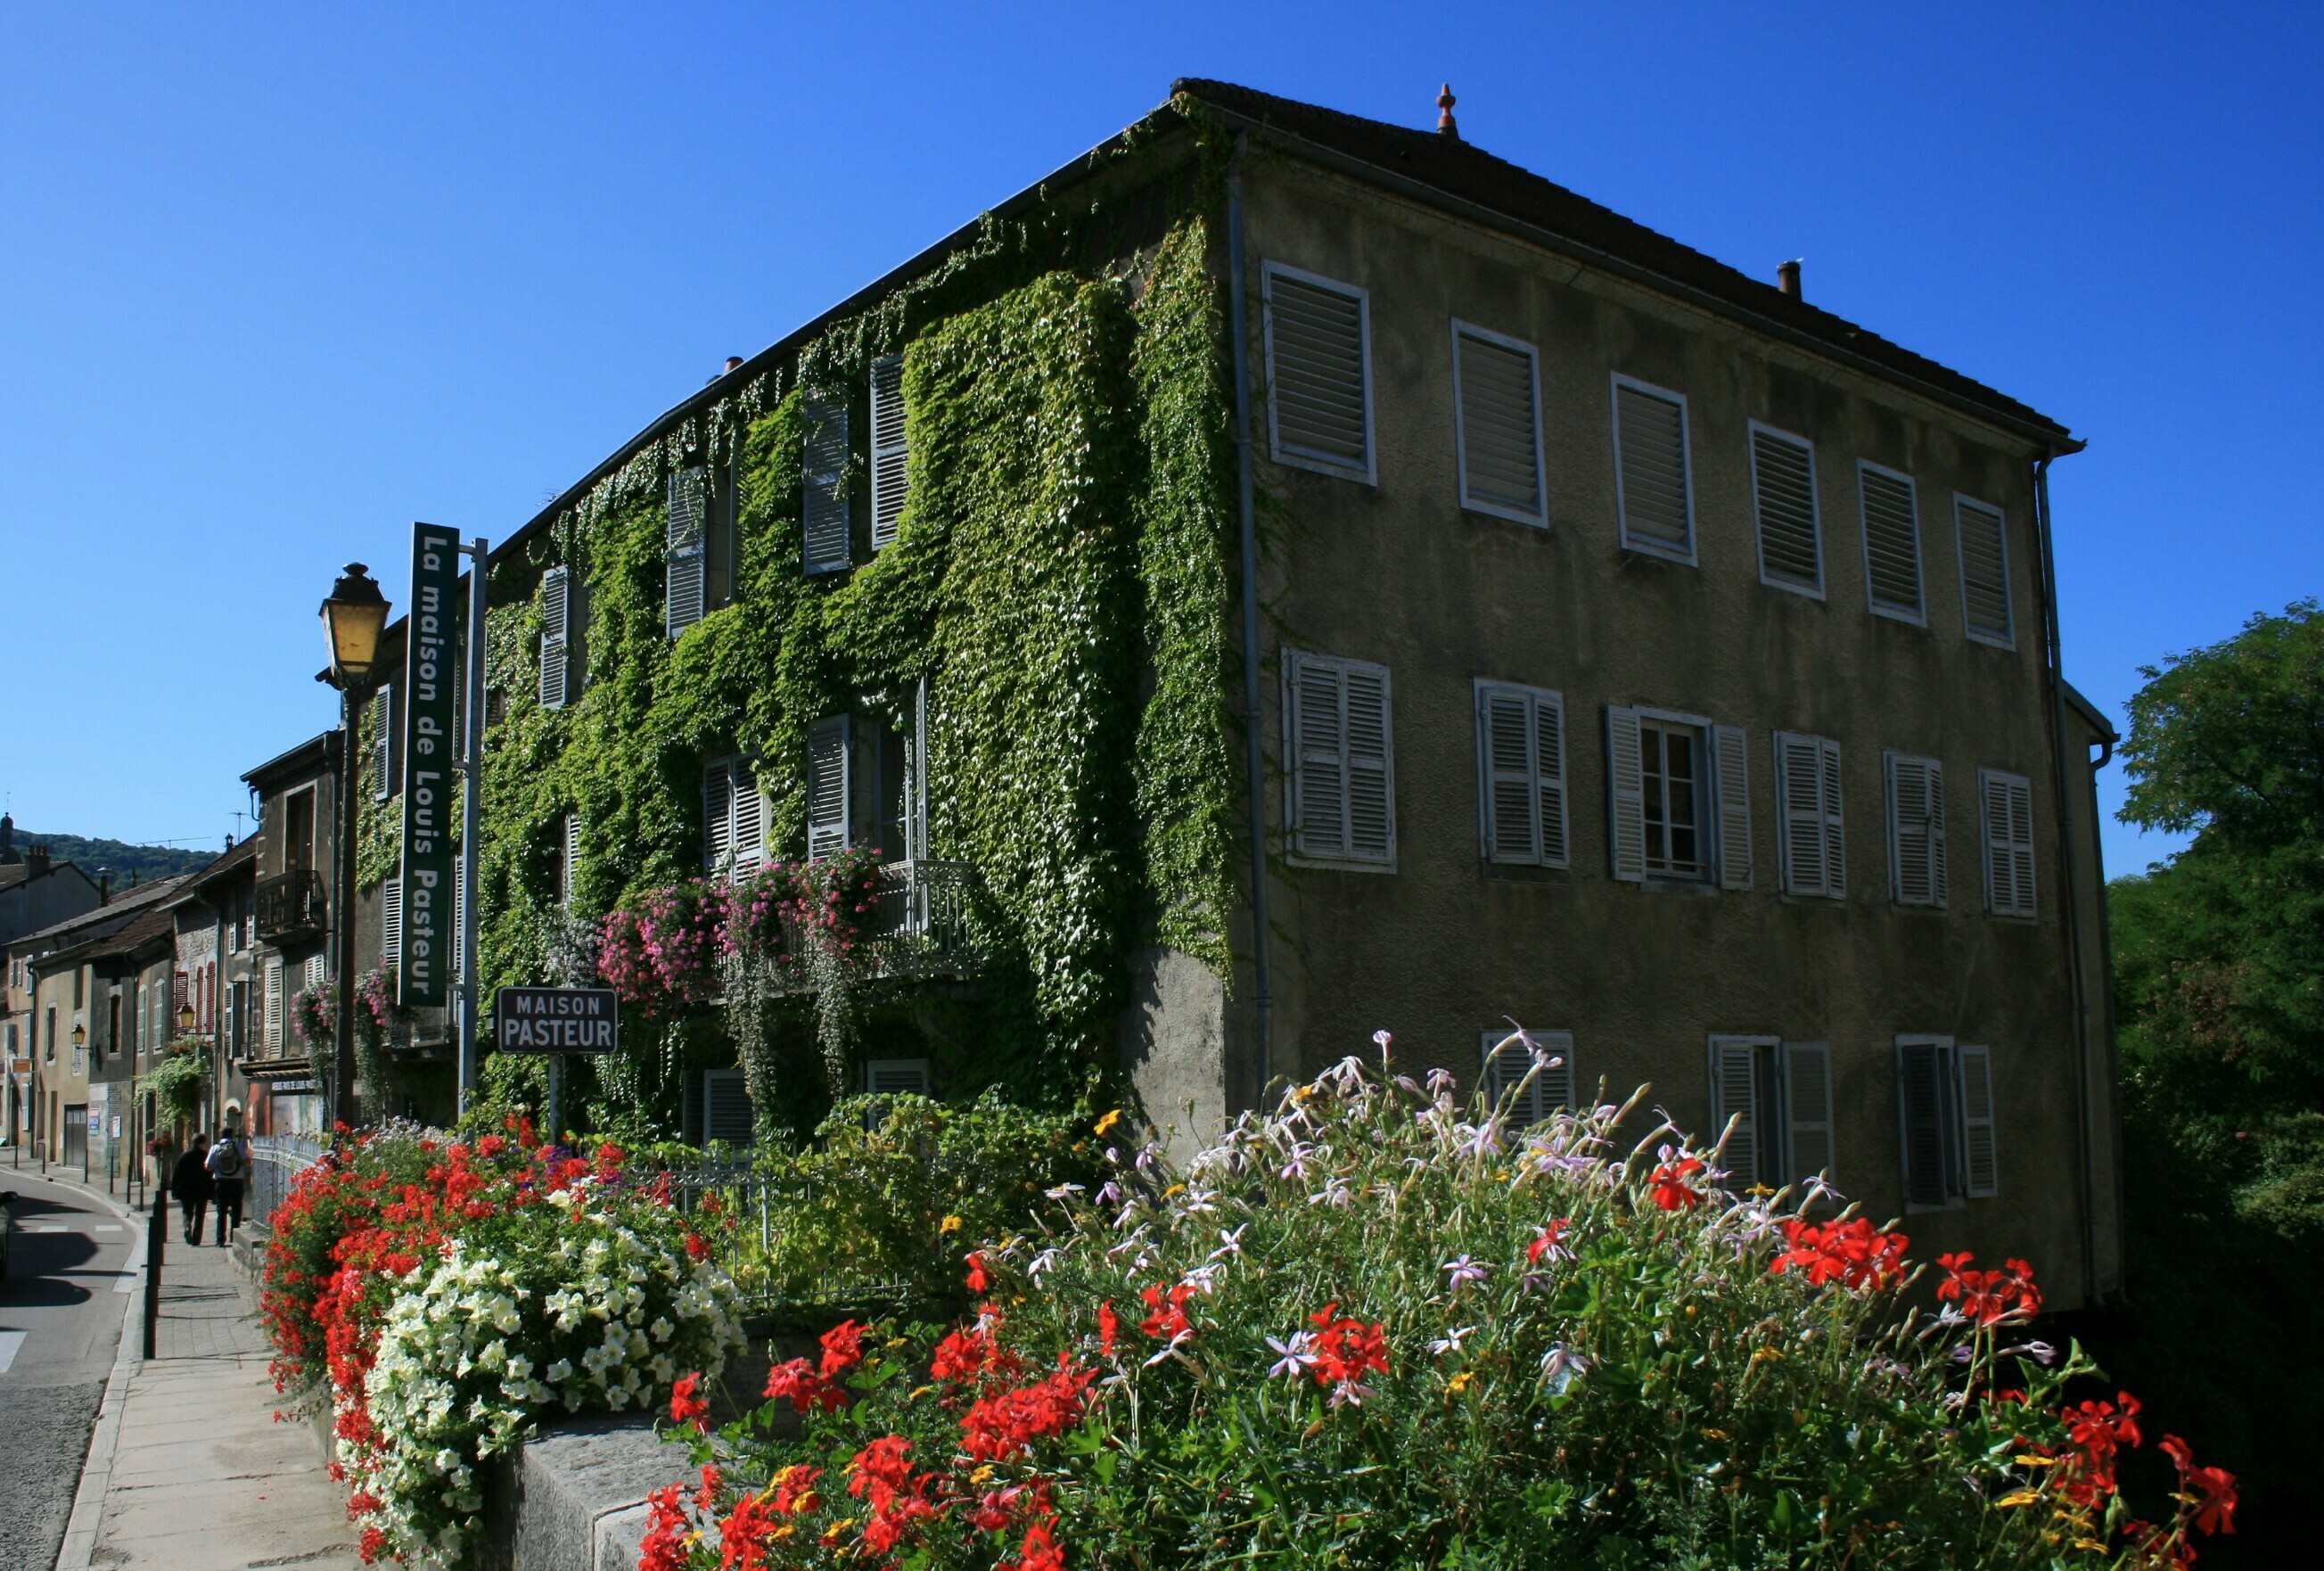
top-left (1481, 1029), bottom-right (1573, 1123)
top-left (1613, 379), bottom-right (1693, 558)
top-left (870, 356), bottom-right (908, 549)
top-left (1887, 753), bottom-right (1947, 908)
top-left (1980, 769), bottom-right (2037, 917)
top-left (539, 567), bottom-right (571, 710)
top-left (1750, 425), bottom-right (1821, 593)
top-left (1536, 692), bottom-right (1568, 867)
top-left (802, 399), bottom-right (850, 574)
top-left (807, 718), bottom-right (851, 861)
top-left (1478, 686), bottom-right (1540, 863)
top-left (265, 959), bottom-right (283, 1052)
top-left (732, 762), bottom-right (766, 868)
top-left (382, 875), bottom-right (401, 967)
top-left (1343, 663), bottom-right (1394, 863)
top-left (561, 812), bottom-right (581, 908)
top-left (1955, 498), bottom-right (2013, 646)
top-left (1897, 1040), bottom-right (1950, 1206)
top-left (1707, 1036), bottom-right (1768, 1189)
top-left (1712, 723), bottom-right (1752, 890)
top-left (371, 687), bottom-right (394, 799)
top-left (1289, 654), bottom-right (1346, 859)
top-left (1263, 267), bottom-right (1372, 478)
top-left (1453, 325), bottom-right (1543, 520)
top-left (1860, 465), bottom-right (1923, 619)
top-left (450, 859), bottom-right (465, 982)
top-left (702, 1068), bottom-right (754, 1147)
top-left (1783, 1041), bottom-right (1835, 1190)
top-left (1776, 732), bottom-right (1827, 896)
top-left (1605, 706), bottom-right (1647, 883)
top-left (1956, 1044), bottom-right (1999, 1197)
top-left (666, 468), bottom-right (707, 637)
top-left (1819, 739), bottom-right (1846, 898)
top-left (702, 759), bottom-right (735, 870)
top-left (866, 1058), bottom-right (932, 1096)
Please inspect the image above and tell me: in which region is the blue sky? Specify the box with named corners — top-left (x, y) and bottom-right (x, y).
top-left (1, 2), bottom-right (2314, 877)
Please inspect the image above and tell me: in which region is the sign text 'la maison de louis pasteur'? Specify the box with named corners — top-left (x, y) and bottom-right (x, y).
top-left (398, 522), bottom-right (462, 1009)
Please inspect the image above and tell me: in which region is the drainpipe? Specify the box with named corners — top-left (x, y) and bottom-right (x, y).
top-left (2032, 450), bottom-right (2104, 1306)
top-left (1226, 137), bottom-right (1273, 1098)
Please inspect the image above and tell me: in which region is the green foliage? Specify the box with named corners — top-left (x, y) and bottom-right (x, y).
top-left (136, 1046), bottom-right (209, 1127)
top-left (738, 1090), bottom-right (1103, 1311)
top-left (5, 831), bottom-right (212, 884)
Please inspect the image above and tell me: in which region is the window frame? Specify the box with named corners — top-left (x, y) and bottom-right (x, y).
top-left (1635, 707), bottom-right (1713, 882)
top-left (1261, 261), bottom-right (1376, 485)
top-left (1893, 1034), bottom-right (1998, 1211)
top-left (1746, 420), bottom-right (1824, 598)
top-left (1952, 492), bottom-right (2016, 650)
top-left (801, 396), bottom-right (852, 577)
top-left (1609, 374), bottom-right (1698, 565)
top-left (1857, 459), bottom-right (1926, 627)
top-left (702, 754), bottom-right (768, 874)
top-left (1474, 679), bottom-right (1569, 868)
top-left (1449, 319), bottom-right (1548, 525)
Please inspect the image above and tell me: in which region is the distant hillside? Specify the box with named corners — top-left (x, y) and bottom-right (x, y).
top-left (12, 833), bottom-right (218, 885)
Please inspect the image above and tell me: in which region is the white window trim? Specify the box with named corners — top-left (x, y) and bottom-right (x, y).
top-left (1260, 261), bottom-right (1376, 485)
top-left (1609, 373), bottom-right (1698, 565)
top-left (1746, 420), bottom-right (1823, 599)
top-left (1952, 492), bottom-right (2016, 650)
top-left (1282, 648), bottom-right (1397, 873)
top-left (1449, 319), bottom-right (1547, 525)
top-left (1473, 678), bottom-right (1569, 868)
top-left (1857, 458), bottom-right (1926, 627)
top-left (1632, 705), bottom-right (1724, 884)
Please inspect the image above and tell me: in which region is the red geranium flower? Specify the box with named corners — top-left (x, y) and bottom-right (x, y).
top-left (1649, 1157), bottom-right (1705, 1212)
top-left (668, 1371), bottom-right (709, 1431)
top-left (818, 1319), bottom-right (865, 1378)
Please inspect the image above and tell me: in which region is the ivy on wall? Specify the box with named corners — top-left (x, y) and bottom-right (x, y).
top-left (363, 117), bottom-right (1240, 1131)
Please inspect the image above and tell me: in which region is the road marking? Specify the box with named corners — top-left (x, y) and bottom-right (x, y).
top-left (113, 1271), bottom-right (137, 1294)
top-left (23, 1224), bottom-right (68, 1233)
top-left (0, 1330), bottom-right (23, 1373)
top-left (92, 1224), bottom-right (125, 1234)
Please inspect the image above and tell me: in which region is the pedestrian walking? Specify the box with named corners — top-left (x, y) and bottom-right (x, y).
top-left (170, 1133), bottom-right (214, 1245)
top-left (206, 1126), bottom-right (248, 1246)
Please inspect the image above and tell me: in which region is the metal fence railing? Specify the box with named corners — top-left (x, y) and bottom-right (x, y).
top-left (249, 1132), bottom-right (324, 1229)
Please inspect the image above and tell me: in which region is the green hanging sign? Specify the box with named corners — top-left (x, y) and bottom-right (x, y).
top-left (398, 522), bottom-right (461, 1008)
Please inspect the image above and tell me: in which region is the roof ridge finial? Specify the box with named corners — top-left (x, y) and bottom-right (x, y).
top-left (1437, 83), bottom-right (1459, 140)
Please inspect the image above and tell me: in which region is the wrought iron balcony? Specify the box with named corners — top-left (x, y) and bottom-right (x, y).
top-left (254, 868), bottom-right (327, 946)
top-left (756, 860), bottom-right (979, 993)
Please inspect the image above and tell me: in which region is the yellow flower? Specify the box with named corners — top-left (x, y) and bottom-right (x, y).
top-left (1447, 1369), bottom-right (1475, 1394)
top-left (1997, 1491), bottom-right (2042, 1509)
top-left (1750, 1347), bottom-right (1785, 1364)
top-left (822, 1518), bottom-right (858, 1545)
top-left (970, 1464), bottom-right (996, 1485)
top-left (939, 1215), bottom-right (963, 1235)
top-left (1094, 1108), bottom-right (1124, 1136)
top-left (1699, 1427), bottom-right (1731, 1443)
top-left (1164, 1183), bottom-right (1186, 1198)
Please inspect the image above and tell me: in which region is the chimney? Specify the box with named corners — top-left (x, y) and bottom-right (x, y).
top-left (1777, 259), bottom-right (1802, 299)
top-left (0, 813), bottom-right (16, 864)
top-left (725, 356), bottom-right (744, 374)
top-left (25, 844), bottom-right (48, 878)
top-left (98, 868), bottom-right (111, 904)
top-left (1436, 84), bottom-right (1460, 140)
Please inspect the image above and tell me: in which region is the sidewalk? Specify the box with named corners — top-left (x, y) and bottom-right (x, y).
top-left (55, 1195), bottom-right (358, 1571)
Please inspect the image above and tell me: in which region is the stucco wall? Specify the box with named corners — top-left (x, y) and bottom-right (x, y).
top-left (1213, 152), bottom-right (2109, 1304)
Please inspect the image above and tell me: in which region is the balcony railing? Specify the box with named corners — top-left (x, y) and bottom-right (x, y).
top-left (255, 869), bottom-right (327, 946)
top-left (759, 860), bottom-right (979, 992)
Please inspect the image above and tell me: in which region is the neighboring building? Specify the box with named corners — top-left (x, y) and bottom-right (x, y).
top-left (0, 822), bottom-right (105, 1145)
top-left (163, 835), bottom-right (260, 1137)
top-left (342, 81), bottom-right (2122, 1305)
top-left (237, 734), bottom-right (342, 1136)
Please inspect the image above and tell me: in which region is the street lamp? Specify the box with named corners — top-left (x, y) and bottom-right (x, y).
top-left (177, 1002), bottom-right (195, 1036)
top-left (320, 563), bottom-right (391, 1130)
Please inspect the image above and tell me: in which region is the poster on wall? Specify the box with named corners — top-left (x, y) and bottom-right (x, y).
top-left (398, 522), bottom-right (463, 1008)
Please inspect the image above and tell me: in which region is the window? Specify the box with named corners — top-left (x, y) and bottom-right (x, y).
top-left (1707, 1036), bottom-right (1835, 1194)
top-left (706, 451), bottom-right (739, 611)
top-left (1885, 752), bottom-right (1948, 908)
top-left (1480, 1029), bottom-right (1574, 1124)
top-left (283, 787), bottom-right (316, 875)
top-left (1474, 681), bottom-right (1567, 867)
top-left (371, 685), bottom-right (398, 798)
top-left (1895, 1036), bottom-right (1998, 1207)
top-left (866, 1058), bottom-right (932, 1097)
top-left (1451, 322), bottom-right (1544, 522)
top-left (1773, 732), bottom-right (1845, 899)
top-left (304, 952), bottom-right (326, 993)
top-left (1262, 264), bottom-right (1374, 482)
top-left (230, 979), bottom-right (250, 1060)
top-left (1611, 375), bottom-right (1695, 562)
top-left (1954, 496), bottom-right (2014, 647)
top-left (1979, 769), bottom-right (2037, 918)
top-left (1605, 709), bottom-right (1750, 887)
top-left (1284, 650), bottom-right (1395, 868)
top-left (44, 1006), bottom-right (55, 1061)
top-left (1749, 424), bottom-right (1821, 595)
top-left (539, 567), bottom-right (572, 710)
top-left (807, 717), bottom-right (850, 862)
top-left (666, 465), bottom-right (708, 637)
top-left (1859, 462), bottom-right (1924, 622)
top-left (690, 1068), bottom-right (755, 1147)
top-left (382, 874), bottom-right (402, 966)
top-left (702, 757), bottom-right (768, 873)
top-left (802, 398), bottom-right (850, 575)
top-left (870, 356), bottom-right (909, 549)
top-left (806, 713), bottom-right (908, 863)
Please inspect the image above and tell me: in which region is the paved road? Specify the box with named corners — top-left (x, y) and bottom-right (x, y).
top-left (0, 1167), bottom-right (139, 1571)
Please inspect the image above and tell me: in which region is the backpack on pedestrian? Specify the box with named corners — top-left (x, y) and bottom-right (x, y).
top-left (207, 1136), bottom-right (244, 1181)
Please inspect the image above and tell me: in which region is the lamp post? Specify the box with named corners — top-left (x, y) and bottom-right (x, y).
top-left (320, 563), bottom-right (390, 1131)
top-left (70, 1023), bottom-right (87, 1181)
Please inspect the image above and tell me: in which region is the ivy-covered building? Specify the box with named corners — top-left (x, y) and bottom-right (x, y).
top-left (353, 80), bottom-right (2123, 1306)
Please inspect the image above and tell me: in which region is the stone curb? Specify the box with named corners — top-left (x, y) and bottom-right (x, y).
top-left (47, 1174), bottom-right (142, 1571)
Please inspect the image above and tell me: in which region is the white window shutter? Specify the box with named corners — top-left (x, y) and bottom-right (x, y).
top-left (1605, 706), bottom-right (1647, 883)
top-left (371, 687), bottom-right (395, 800)
top-left (1783, 1041), bottom-right (1834, 1190)
top-left (702, 759), bottom-right (735, 870)
top-left (451, 859), bottom-right (465, 982)
top-left (802, 399), bottom-right (851, 574)
top-left (539, 566), bottom-right (571, 710)
top-left (869, 356), bottom-right (908, 550)
top-left (1452, 325), bottom-right (1544, 521)
top-left (1819, 738), bottom-right (1846, 899)
top-left (1612, 378), bottom-right (1694, 559)
top-left (1713, 723), bottom-right (1752, 890)
top-left (265, 959), bottom-right (283, 1051)
top-left (1980, 769), bottom-right (2037, 918)
top-left (807, 718), bottom-right (851, 861)
top-left (382, 875), bottom-right (401, 968)
top-left (1289, 653), bottom-right (1346, 859)
top-left (1955, 498), bottom-right (2013, 646)
top-left (1957, 1043), bottom-right (2000, 1197)
top-left (1536, 691), bottom-right (1568, 868)
top-left (732, 764), bottom-right (766, 868)
top-left (865, 1057), bottom-right (932, 1096)
top-left (1343, 664), bottom-right (1394, 863)
top-left (1478, 685), bottom-right (1540, 863)
top-left (1896, 1038), bottom-right (1951, 1207)
top-left (1860, 464), bottom-right (1923, 620)
top-left (1262, 266), bottom-right (1373, 479)
top-left (1750, 424), bottom-right (1821, 593)
top-left (1706, 1035), bottom-right (1766, 1189)
top-left (666, 468), bottom-right (707, 637)
top-left (1776, 732), bottom-right (1827, 896)
top-left (1887, 753), bottom-right (1946, 908)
